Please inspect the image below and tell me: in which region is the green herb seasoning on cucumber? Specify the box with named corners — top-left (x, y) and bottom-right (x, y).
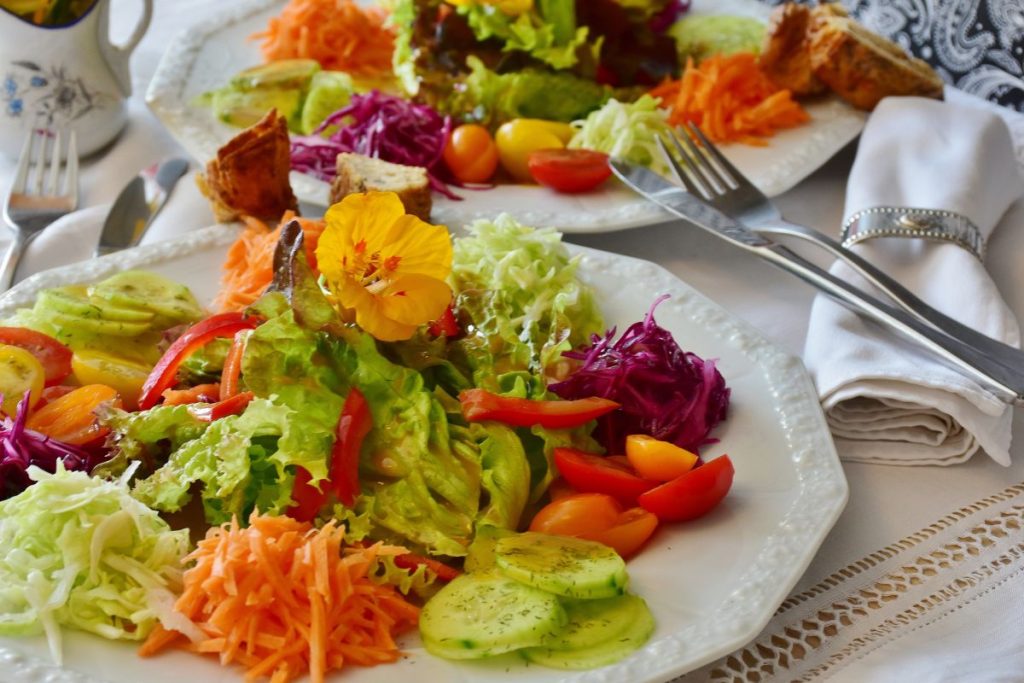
top-left (419, 531), bottom-right (654, 669)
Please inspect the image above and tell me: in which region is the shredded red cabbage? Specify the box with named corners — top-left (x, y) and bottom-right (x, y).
top-left (649, 0), bottom-right (691, 34)
top-left (0, 391), bottom-right (96, 500)
top-left (549, 295), bottom-right (729, 454)
top-left (290, 90), bottom-right (460, 199)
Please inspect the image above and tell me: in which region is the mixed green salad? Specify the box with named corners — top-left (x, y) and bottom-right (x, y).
top-left (0, 203), bottom-right (733, 681)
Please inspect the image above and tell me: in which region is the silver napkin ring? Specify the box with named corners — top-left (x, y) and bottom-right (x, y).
top-left (841, 207), bottom-right (986, 260)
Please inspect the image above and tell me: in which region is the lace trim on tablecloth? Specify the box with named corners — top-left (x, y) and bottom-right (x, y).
top-left (677, 482), bottom-right (1024, 682)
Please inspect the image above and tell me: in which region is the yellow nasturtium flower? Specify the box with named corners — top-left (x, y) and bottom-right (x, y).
top-left (316, 192), bottom-right (453, 342)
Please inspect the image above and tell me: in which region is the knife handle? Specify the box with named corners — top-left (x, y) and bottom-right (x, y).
top-left (759, 243), bottom-right (1024, 405)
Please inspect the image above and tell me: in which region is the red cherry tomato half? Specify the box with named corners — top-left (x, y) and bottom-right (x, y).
top-left (637, 455), bottom-right (734, 522)
top-left (443, 124), bottom-right (499, 183)
top-left (552, 447), bottom-right (658, 506)
top-left (0, 327), bottom-right (72, 386)
top-left (527, 149), bottom-right (612, 193)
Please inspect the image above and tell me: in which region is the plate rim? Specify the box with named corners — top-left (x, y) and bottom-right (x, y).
top-left (0, 226), bottom-right (848, 683)
top-left (144, 0), bottom-right (867, 234)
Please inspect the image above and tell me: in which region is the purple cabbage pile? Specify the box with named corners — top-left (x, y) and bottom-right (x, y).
top-left (550, 295), bottom-right (729, 454)
top-left (0, 392), bottom-right (95, 500)
top-left (290, 90), bottom-right (458, 198)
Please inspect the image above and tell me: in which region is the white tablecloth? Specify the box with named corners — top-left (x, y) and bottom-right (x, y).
top-left (2, 2), bottom-right (1024, 680)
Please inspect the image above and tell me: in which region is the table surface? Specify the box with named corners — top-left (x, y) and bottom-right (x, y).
top-left (2, 2), bottom-right (1024, 681)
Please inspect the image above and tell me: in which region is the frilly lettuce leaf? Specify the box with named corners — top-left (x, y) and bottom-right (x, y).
top-left (457, 3), bottom-right (591, 69)
top-left (0, 464), bottom-right (192, 664)
top-left (450, 214), bottom-right (604, 388)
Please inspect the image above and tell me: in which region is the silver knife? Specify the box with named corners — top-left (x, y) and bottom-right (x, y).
top-left (96, 158), bottom-right (189, 257)
top-left (610, 159), bottom-right (1024, 405)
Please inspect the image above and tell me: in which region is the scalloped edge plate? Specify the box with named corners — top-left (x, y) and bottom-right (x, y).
top-left (0, 228), bottom-right (847, 683)
top-left (144, 0), bottom-right (867, 233)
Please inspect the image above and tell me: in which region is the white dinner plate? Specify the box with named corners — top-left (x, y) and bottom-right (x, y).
top-left (0, 226), bottom-right (847, 682)
top-left (145, 0), bottom-right (867, 233)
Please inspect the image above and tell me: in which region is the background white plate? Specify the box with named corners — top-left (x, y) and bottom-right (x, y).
top-left (145, 0), bottom-right (867, 233)
top-left (0, 228), bottom-right (847, 682)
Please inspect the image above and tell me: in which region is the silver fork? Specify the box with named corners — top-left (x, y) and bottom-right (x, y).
top-left (1, 125), bottom-right (79, 292)
top-left (659, 123), bottom-right (1024, 363)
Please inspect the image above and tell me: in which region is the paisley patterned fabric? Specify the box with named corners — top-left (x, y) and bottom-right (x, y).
top-left (761, 0), bottom-right (1024, 111)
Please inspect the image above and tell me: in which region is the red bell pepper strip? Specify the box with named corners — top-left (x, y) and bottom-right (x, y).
top-left (287, 466), bottom-right (326, 523)
top-left (162, 383), bottom-right (221, 406)
top-left (137, 312), bottom-right (262, 410)
top-left (459, 389), bottom-right (619, 429)
top-left (188, 391), bottom-right (255, 423)
top-left (330, 387), bottom-right (372, 506)
top-left (219, 331), bottom-right (248, 401)
top-left (553, 447), bottom-right (659, 506)
top-left (393, 553), bottom-right (462, 582)
top-left (427, 304), bottom-right (460, 338)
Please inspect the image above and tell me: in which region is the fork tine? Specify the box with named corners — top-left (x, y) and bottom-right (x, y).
top-left (686, 122), bottom-right (745, 190)
top-left (64, 130), bottom-right (79, 206)
top-left (46, 129), bottom-right (63, 196)
top-left (665, 129), bottom-right (715, 198)
top-left (674, 127), bottom-right (730, 194)
top-left (656, 136), bottom-right (702, 197)
top-left (32, 127), bottom-right (50, 196)
top-left (10, 123), bottom-right (35, 195)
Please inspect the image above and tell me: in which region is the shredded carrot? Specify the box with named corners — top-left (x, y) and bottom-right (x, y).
top-left (251, 0), bottom-right (396, 78)
top-left (139, 513), bottom-right (419, 683)
top-left (650, 53), bottom-right (810, 146)
top-left (214, 212), bottom-right (325, 313)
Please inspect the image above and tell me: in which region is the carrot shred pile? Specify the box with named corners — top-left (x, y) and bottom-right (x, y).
top-left (215, 211), bottom-right (325, 313)
top-left (251, 0), bottom-right (396, 78)
top-left (649, 53), bottom-right (810, 146)
top-left (139, 514), bottom-right (419, 683)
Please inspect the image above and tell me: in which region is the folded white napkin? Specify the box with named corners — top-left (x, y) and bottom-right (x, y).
top-left (804, 96), bottom-right (1024, 466)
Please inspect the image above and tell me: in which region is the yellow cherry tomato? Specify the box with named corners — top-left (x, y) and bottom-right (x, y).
top-left (625, 434), bottom-right (699, 482)
top-left (71, 350), bottom-right (151, 410)
top-left (495, 119), bottom-right (567, 182)
top-left (0, 344), bottom-right (45, 415)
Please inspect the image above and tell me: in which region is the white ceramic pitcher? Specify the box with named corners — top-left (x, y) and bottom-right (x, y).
top-left (0, 0), bottom-right (152, 159)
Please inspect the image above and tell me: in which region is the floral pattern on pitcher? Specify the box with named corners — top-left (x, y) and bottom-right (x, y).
top-left (2, 61), bottom-right (112, 124)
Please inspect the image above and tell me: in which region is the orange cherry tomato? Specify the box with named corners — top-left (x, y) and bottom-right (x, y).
top-left (589, 507), bottom-right (659, 558)
top-left (625, 434), bottom-right (699, 482)
top-left (547, 478), bottom-right (579, 502)
top-left (26, 384), bottom-right (121, 446)
top-left (530, 492), bottom-right (621, 537)
top-left (443, 124), bottom-right (499, 183)
top-left (529, 492), bottom-right (659, 559)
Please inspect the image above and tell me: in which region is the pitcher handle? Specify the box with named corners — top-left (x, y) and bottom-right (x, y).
top-left (101, 0), bottom-right (153, 97)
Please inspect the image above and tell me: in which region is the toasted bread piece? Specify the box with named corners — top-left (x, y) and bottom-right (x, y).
top-left (759, 3), bottom-right (827, 96)
top-left (809, 13), bottom-right (944, 110)
top-left (329, 153), bottom-right (432, 221)
top-left (198, 109), bottom-right (298, 223)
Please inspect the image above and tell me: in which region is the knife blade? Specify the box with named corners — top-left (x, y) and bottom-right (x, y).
top-left (96, 157), bottom-right (189, 257)
top-left (609, 159), bottom-right (773, 249)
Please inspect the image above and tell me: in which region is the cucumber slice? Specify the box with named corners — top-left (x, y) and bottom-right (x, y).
top-left (42, 310), bottom-right (152, 337)
top-left (464, 525), bottom-right (514, 573)
top-left (300, 71), bottom-right (354, 134)
top-left (542, 595), bottom-right (648, 651)
top-left (38, 286), bottom-right (154, 323)
top-left (420, 573), bottom-right (566, 659)
top-left (90, 271), bottom-right (203, 324)
top-left (495, 532), bottom-right (627, 600)
top-left (522, 596), bottom-right (655, 669)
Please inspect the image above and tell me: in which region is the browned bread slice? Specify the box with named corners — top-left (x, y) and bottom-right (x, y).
top-left (809, 14), bottom-right (944, 110)
top-left (329, 153), bottom-right (432, 222)
top-left (197, 109), bottom-right (298, 223)
top-left (759, 3), bottom-right (828, 96)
